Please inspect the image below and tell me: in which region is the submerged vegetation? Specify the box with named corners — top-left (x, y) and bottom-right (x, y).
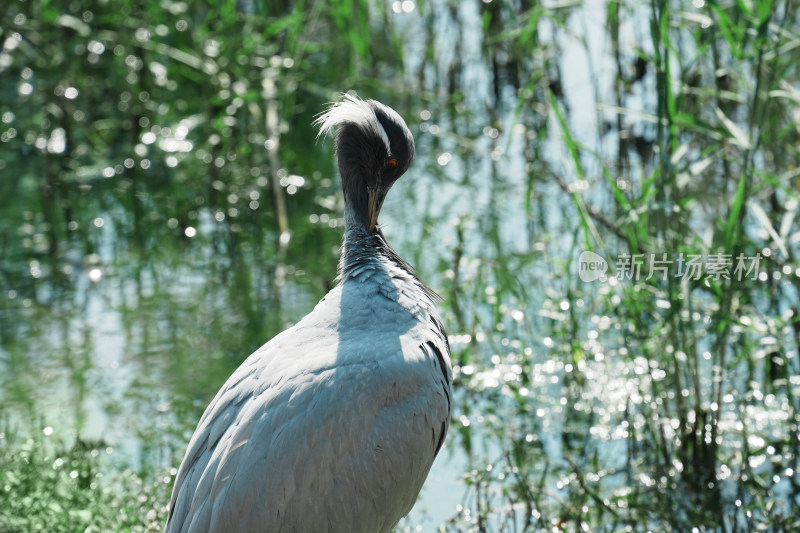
top-left (1, 0), bottom-right (799, 531)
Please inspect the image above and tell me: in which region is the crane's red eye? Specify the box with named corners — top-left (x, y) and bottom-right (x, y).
top-left (387, 158), bottom-right (398, 168)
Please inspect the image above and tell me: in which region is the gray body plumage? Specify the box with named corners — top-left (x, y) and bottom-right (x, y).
top-left (165, 95), bottom-right (452, 533)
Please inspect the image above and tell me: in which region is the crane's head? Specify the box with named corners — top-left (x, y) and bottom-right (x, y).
top-left (314, 94), bottom-right (415, 234)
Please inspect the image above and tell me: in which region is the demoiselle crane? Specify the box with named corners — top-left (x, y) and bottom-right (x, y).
top-left (164, 94), bottom-right (453, 533)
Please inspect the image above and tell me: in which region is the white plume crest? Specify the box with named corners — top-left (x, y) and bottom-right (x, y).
top-left (314, 93), bottom-right (391, 153)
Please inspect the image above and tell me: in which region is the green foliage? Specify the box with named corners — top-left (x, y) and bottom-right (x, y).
top-left (427, 0), bottom-right (800, 531)
top-left (0, 425), bottom-right (171, 533)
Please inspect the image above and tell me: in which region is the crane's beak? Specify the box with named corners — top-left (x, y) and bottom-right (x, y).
top-left (367, 187), bottom-right (380, 234)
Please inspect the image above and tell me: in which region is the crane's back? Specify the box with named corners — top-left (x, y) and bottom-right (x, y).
top-left (165, 253), bottom-right (451, 533)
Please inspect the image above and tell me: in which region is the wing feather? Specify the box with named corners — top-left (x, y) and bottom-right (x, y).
top-left (166, 278), bottom-right (451, 533)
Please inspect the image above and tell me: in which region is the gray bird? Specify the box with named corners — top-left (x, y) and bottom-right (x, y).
top-left (164, 94), bottom-right (453, 533)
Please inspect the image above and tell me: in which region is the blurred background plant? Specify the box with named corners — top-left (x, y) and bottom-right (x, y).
top-left (1, 0), bottom-right (799, 531)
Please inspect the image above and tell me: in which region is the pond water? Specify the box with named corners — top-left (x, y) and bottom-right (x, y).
top-left (2, 0), bottom-right (800, 530)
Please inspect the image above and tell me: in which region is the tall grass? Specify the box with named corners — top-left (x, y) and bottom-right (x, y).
top-left (437, 0), bottom-right (800, 530)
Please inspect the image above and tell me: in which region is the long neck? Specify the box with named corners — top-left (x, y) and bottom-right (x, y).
top-left (338, 203), bottom-right (442, 307)
top-left (339, 203), bottom-right (383, 279)
top-left (338, 160), bottom-right (384, 278)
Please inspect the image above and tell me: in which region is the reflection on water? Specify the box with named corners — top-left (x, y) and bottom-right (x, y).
top-left (3, 0), bottom-right (800, 530)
